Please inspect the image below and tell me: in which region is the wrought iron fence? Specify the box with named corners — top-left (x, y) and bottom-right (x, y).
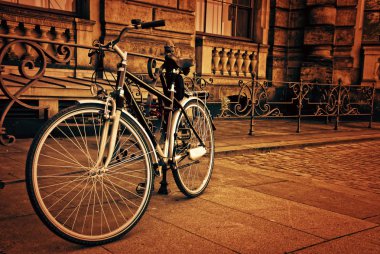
top-left (0, 34), bottom-right (164, 145)
top-left (211, 75), bottom-right (376, 135)
top-left (0, 35), bottom-right (377, 147)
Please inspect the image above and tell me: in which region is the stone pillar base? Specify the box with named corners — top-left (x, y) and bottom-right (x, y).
top-left (301, 60), bottom-right (333, 83)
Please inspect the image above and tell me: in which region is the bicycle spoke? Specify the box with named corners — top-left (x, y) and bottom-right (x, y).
top-left (28, 105), bottom-right (153, 243)
top-left (69, 177), bottom-right (92, 230)
top-left (103, 176), bottom-right (135, 216)
top-left (47, 134), bottom-right (86, 167)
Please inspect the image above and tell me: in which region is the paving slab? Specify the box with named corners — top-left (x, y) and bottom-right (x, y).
top-left (202, 185), bottom-right (376, 239)
top-left (0, 182), bottom-right (34, 220)
top-left (365, 215), bottom-right (380, 224)
top-left (250, 181), bottom-right (380, 220)
top-left (213, 120), bottom-right (380, 155)
top-left (0, 153), bottom-right (26, 181)
top-left (293, 227), bottom-right (380, 254)
top-left (212, 159), bottom-right (285, 188)
top-left (223, 155), bottom-right (380, 204)
top-left (0, 215), bottom-right (110, 254)
top-left (147, 193), bottom-right (323, 254)
top-left (103, 214), bottom-right (235, 254)
top-left (0, 155), bottom-right (23, 181)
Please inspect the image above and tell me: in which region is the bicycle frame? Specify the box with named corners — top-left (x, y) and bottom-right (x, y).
top-left (98, 44), bottom-right (205, 169)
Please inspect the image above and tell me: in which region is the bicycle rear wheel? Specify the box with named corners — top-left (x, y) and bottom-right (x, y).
top-left (172, 99), bottom-right (214, 197)
top-left (26, 103), bottom-right (153, 245)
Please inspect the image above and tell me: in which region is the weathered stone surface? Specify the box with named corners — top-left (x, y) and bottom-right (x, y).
top-left (137, 0), bottom-right (177, 8)
top-left (335, 28), bottom-right (355, 45)
top-left (334, 56), bottom-right (354, 68)
top-left (275, 9), bottom-right (289, 28)
top-left (301, 63), bottom-right (333, 82)
top-left (336, 8), bottom-right (357, 26)
top-left (178, 0), bottom-right (195, 11)
top-left (304, 26), bottom-right (334, 45)
top-left (288, 30), bottom-right (305, 47)
top-left (337, 0), bottom-right (358, 6)
top-left (308, 6), bottom-right (336, 25)
top-left (287, 49), bottom-right (304, 66)
top-left (334, 46), bottom-right (353, 57)
top-left (272, 0), bottom-right (290, 9)
top-left (273, 28), bottom-right (288, 46)
top-left (105, 1), bottom-right (152, 25)
top-left (333, 68), bottom-right (354, 84)
top-left (290, 0), bottom-right (307, 9)
top-left (307, 0), bottom-right (336, 6)
top-left (361, 46), bottom-right (380, 83)
top-left (365, 0), bottom-right (380, 9)
top-left (272, 56), bottom-right (287, 68)
top-left (363, 11), bottom-right (380, 42)
top-left (290, 10), bottom-right (306, 28)
top-left (154, 8), bottom-right (195, 35)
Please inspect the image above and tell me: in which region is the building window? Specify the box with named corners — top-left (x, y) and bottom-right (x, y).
top-left (1, 0), bottom-right (76, 12)
top-left (196, 0), bottom-right (252, 38)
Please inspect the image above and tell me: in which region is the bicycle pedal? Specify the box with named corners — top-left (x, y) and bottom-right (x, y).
top-left (136, 182), bottom-right (155, 194)
top-left (136, 182), bottom-right (146, 195)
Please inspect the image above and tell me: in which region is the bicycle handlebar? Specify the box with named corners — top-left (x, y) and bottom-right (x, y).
top-left (109, 20), bottom-right (166, 48)
top-left (89, 19), bottom-right (166, 58)
top-left (141, 20), bottom-right (166, 29)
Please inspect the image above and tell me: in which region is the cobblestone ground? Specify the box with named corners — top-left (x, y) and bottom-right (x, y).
top-left (227, 140), bottom-right (380, 194)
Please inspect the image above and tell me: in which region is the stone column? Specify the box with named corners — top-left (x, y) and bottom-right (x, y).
top-left (332, 0), bottom-right (358, 84)
top-left (301, 0), bottom-right (336, 83)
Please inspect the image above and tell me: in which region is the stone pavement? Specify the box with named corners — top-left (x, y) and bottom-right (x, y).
top-left (0, 119), bottom-right (380, 253)
top-left (214, 119), bottom-right (380, 155)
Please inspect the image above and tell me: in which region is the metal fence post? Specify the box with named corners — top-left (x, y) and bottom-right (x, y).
top-left (297, 80), bottom-right (303, 133)
top-left (369, 82), bottom-right (376, 128)
top-left (249, 73), bottom-right (256, 135)
top-left (335, 79), bottom-right (342, 130)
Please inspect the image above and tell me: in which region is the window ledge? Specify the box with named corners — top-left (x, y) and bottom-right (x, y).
top-left (0, 2), bottom-right (76, 17)
top-left (196, 32), bottom-right (255, 43)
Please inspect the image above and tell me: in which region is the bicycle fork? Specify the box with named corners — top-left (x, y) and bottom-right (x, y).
top-left (95, 45), bottom-right (128, 171)
top-left (94, 97), bottom-right (122, 171)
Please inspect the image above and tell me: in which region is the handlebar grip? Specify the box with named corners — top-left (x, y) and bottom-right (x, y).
top-left (88, 51), bottom-right (96, 57)
top-left (141, 20), bottom-right (165, 29)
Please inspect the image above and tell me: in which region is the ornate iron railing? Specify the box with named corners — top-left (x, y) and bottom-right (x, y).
top-left (0, 35), bottom-right (377, 148)
top-left (214, 75), bottom-right (376, 135)
top-left (0, 34), bottom-right (164, 146)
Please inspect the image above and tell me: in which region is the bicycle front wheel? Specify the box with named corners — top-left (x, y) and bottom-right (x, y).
top-left (26, 103), bottom-right (153, 245)
top-left (172, 99), bottom-right (215, 197)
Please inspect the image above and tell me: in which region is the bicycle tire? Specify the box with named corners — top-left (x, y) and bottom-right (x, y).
top-left (172, 99), bottom-right (215, 197)
top-left (26, 103), bottom-right (153, 245)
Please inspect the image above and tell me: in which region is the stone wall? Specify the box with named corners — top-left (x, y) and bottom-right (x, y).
top-left (361, 0), bottom-right (380, 88)
top-left (102, 0), bottom-right (196, 73)
top-left (268, 0), bottom-right (380, 86)
top-left (267, 0), bottom-right (306, 82)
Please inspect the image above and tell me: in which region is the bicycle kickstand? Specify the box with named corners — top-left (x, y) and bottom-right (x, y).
top-left (157, 164), bottom-right (170, 195)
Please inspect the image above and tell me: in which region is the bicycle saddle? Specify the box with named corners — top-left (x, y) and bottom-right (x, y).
top-left (165, 54), bottom-right (194, 69)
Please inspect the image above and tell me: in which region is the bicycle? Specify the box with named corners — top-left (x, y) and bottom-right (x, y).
top-left (25, 19), bottom-right (215, 245)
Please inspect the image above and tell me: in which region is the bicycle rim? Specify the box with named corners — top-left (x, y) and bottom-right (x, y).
top-left (173, 101), bottom-right (214, 197)
top-left (26, 104), bottom-right (153, 244)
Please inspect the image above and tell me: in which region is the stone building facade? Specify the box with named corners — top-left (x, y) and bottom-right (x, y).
top-left (0, 0), bottom-right (379, 106)
top-left (268, 0), bottom-right (380, 87)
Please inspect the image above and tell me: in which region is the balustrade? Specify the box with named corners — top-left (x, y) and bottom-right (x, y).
top-left (0, 19), bottom-right (73, 68)
top-left (211, 47), bottom-right (257, 77)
